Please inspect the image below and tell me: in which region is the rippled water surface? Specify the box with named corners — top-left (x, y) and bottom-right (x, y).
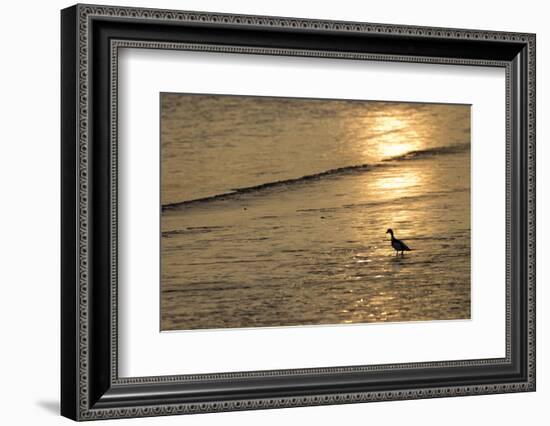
top-left (160, 94), bottom-right (471, 331)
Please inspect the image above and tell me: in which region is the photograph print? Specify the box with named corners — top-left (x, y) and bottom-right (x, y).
top-left (160, 93), bottom-right (471, 331)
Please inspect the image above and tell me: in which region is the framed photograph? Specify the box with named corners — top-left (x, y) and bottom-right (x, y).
top-left (61, 4), bottom-right (536, 421)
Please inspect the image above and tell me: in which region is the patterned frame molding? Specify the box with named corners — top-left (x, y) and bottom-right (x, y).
top-left (61, 3), bottom-right (536, 421)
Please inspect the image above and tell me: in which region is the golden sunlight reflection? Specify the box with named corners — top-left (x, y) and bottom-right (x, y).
top-left (345, 162), bottom-right (433, 265)
top-left (366, 111), bottom-right (428, 160)
top-left (371, 167), bottom-right (423, 197)
top-left (375, 166), bottom-right (431, 252)
top-left (378, 142), bottom-right (417, 159)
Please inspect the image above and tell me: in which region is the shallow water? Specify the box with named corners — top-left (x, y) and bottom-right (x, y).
top-left (160, 95), bottom-right (470, 331)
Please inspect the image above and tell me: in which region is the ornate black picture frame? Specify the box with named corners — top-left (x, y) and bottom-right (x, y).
top-left (61, 4), bottom-right (536, 421)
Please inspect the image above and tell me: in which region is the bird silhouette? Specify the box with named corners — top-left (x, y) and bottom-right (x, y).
top-left (386, 228), bottom-right (411, 256)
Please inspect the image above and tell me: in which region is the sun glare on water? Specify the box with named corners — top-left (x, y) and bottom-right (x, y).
top-left (369, 113), bottom-right (422, 160)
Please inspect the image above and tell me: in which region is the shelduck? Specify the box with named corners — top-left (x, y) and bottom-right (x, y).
top-left (386, 228), bottom-right (411, 256)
